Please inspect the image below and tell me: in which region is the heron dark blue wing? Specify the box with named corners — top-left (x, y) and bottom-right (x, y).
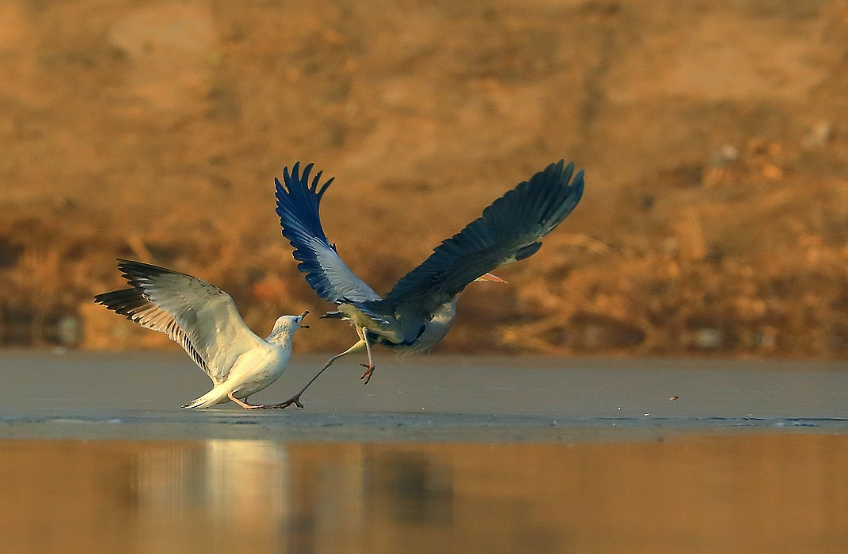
top-left (368, 160), bottom-right (584, 317)
top-left (275, 163), bottom-right (382, 305)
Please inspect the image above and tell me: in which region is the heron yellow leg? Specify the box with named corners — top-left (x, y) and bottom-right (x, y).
top-left (359, 328), bottom-right (376, 384)
top-left (267, 338), bottom-right (367, 409)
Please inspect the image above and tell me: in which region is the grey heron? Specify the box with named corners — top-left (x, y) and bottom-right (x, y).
top-left (272, 160), bottom-right (584, 408)
top-left (94, 260), bottom-right (309, 409)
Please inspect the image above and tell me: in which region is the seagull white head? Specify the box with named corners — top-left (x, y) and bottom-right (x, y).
top-left (268, 311), bottom-right (310, 342)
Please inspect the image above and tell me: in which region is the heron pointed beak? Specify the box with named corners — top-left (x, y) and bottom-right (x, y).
top-left (475, 272), bottom-right (508, 284)
top-left (298, 311), bottom-right (310, 329)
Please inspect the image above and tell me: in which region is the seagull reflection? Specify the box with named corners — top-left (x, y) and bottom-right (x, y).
top-left (135, 441), bottom-right (288, 551)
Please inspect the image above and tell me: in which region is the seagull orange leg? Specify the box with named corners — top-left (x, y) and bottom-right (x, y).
top-left (228, 392), bottom-right (264, 410)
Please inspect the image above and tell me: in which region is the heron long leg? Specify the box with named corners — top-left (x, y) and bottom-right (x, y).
top-left (359, 328), bottom-right (376, 384)
top-left (228, 392), bottom-right (264, 410)
top-left (267, 339), bottom-right (367, 409)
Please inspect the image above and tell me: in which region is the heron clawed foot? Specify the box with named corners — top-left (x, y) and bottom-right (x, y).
top-left (264, 395), bottom-right (305, 409)
top-left (360, 364), bottom-right (375, 384)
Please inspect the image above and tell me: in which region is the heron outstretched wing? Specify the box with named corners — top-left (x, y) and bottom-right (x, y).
top-left (94, 260), bottom-right (261, 383)
top-left (367, 160), bottom-right (584, 319)
top-left (275, 163), bottom-right (382, 305)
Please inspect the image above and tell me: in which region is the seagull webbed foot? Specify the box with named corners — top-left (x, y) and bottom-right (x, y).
top-left (360, 364), bottom-right (375, 384)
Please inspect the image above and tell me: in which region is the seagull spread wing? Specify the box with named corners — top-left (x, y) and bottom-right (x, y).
top-left (275, 163), bottom-right (382, 305)
top-left (94, 260), bottom-right (262, 383)
top-left (366, 160), bottom-right (584, 321)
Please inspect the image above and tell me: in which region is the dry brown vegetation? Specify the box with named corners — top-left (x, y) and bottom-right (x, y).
top-left (2, 0), bottom-right (848, 358)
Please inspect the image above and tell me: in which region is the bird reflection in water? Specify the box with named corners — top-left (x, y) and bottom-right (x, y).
top-left (3, 436), bottom-right (846, 554)
top-left (135, 441), bottom-right (288, 551)
top-left (367, 451), bottom-right (453, 525)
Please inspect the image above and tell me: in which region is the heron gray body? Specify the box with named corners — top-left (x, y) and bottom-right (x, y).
top-left (94, 260), bottom-right (308, 409)
top-left (273, 160), bottom-right (585, 408)
top-left (337, 296), bottom-right (457, 357)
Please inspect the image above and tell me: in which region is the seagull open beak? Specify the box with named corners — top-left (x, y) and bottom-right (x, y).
top-left (298, 311), bottom-right (310, 329)
top-left (475, 272), bottom-right (508, 284)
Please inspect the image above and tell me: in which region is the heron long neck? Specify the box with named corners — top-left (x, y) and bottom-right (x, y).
top-left (401, 299), bottom-right (457, 354)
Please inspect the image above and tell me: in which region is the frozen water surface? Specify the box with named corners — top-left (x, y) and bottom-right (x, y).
top-left (0, 351), bottom-right (846, 440)
top-left (1, 351), bottom-right (846, 553)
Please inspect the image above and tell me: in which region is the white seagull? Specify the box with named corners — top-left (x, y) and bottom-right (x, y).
top-left (94, 259), bottom-right (309, 409)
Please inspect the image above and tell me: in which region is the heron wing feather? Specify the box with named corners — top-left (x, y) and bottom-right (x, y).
top-left (275, 163), bottom-right (382, 305)
top-left (370, 160), bottom-right (584, 318)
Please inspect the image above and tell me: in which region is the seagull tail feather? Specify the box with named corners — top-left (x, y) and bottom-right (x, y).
top-left (181, 387), bottom-right (229, 409)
